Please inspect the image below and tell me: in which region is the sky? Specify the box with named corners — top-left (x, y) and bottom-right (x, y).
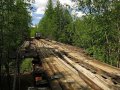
top-left (30, 0), bottom-right (85, 26)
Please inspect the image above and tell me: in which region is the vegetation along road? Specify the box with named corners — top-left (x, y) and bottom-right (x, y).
top-left (0, 0), bottom-right (120, 90)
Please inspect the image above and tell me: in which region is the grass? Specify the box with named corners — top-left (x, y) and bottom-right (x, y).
top-left (20, 58), bottom-right (33, 74)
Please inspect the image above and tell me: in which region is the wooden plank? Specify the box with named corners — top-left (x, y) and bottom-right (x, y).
top-left (43, 61), bottom-right (63, 90)
top-left (62, 55), bottom-right (111, 90)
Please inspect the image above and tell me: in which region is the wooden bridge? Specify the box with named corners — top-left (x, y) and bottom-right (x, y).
top-left (20, 39), bottom-right (120, 90)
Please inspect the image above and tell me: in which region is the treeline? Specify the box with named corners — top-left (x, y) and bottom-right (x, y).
top-left (0, 0), bottom-right (32, 90)
top-left (37, 0), bottom-right (73, 44)
top-left (36, 0), bottom-right (120, 67)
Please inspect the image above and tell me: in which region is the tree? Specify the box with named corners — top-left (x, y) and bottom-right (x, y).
top-left (0, 0), bottom-right (32, 89)
top-left (37, 0), bottom-right (120, 68)
top-left (38, 0), bottom-right (55, 39)
top-left (76, 0), bottom-right (120, 67)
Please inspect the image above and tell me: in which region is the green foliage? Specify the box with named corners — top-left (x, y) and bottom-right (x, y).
top-left (20, 58), bottom-right (32, 73)
top-left (30, 27), bottom-right (37, 37)
top-left (0, 0), bottom-right (32, 89)
top-left (36, 0), bottom-right (120, 67)
top-left (38, 0), bottom-right (72, 42)
top-left (75, 0), bottom-right (120, 66)
top-left (0, 0), bottom-right (31, 65)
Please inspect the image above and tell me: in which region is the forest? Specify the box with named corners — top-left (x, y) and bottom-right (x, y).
top-left (34, 0), bottom-right (120, 67)
top-left (0, 0), bottom-right (33, 90)
top-left (0, 0), bottom-right (120, 90)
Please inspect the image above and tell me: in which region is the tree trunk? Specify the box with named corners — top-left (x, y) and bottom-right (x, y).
top-left (117, 23), bottom-right (120, 68)
top-left (12, 57), bottom-right (18, 90)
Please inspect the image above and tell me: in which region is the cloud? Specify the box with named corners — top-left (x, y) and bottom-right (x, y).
top-left (34, 16), bottom-right (43, 19)
top-left (35, 7), bottom-right (45, 14)
top-left (60, 0), bottom-right (73, 6)
top-left (76, 11), bottom-right (85, 17)
top-left (34, 14), bottom-right (43, 17)
top-left (32, 0), bottom-right (75, 16)
top-left (31, 0), bottom-right (84, 25)
top-left (32, 13), bottom-right (44, 25)
top-left (32, 16), bottom-right (43, 25)
top-left (31, 0), bottom-right (48, 25)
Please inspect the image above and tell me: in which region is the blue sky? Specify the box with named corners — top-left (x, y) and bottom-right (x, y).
top-left (30, 0), bottom-right (85, 26)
